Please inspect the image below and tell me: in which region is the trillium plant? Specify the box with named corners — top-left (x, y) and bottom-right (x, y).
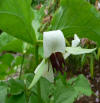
top-left (28, 30), bottom-right (96, 89)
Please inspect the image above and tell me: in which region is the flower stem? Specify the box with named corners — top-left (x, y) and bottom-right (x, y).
top-left (35, 45), bottom-right (42, 102)
top-left (35, 45), bottom-right (39, 66)
top-left (37, 40), bottom-right (43, 44)
top-left (19, 54), bottom-right (25, 79)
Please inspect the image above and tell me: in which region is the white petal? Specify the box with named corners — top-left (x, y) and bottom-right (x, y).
top-left (35, 60), bottom-right (54, 83)
top-left (64, 52), bottom-right (71, 59)
top-left (98, 2), bottom-right (100, 9)
top-left (72, 34), bottom-right (80, 47)
top-left (28, 59), bottom-right (47, 89)
top-left (65, 47), bottom-right (96, 55)
top-left (64, 34), bottom-right (80, 59)
top-left (43, 30), bottom-right (66, 58)
top-left (28, 59), bottom-right (54, 89)
top-left (42, 61), bottom-right (54, 83)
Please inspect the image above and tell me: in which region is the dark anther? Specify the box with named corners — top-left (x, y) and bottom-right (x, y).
top-left (50, 52), bottom-right (67, 74)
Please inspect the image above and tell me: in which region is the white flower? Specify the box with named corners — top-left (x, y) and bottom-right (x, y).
top-left (43, 30), bottom-right (66, 58)
top-left (28, 30), bottom-right (96, 89)
top-left (98, 2), bottom-right (100, 9)
top-left (64, 34), bottom-right (80, 59)
top-left (72, 34), bottom-right (80, 47)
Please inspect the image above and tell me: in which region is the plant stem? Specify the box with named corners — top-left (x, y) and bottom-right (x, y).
top-left (90, 54), bottom-right (94, 79)
top-left (35, 45), bottom-right (39, 66)
top-left (35, 45), bottom-right (42, 103)
top-left (19, 54), bottom-right (25, 79)
top-left (37, 81), bottom-right (42, 103)
top-left (37, 40), bottom-right (43, 45)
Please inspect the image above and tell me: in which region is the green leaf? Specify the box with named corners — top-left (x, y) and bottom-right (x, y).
top-left (28, 93), bottom-right (38, 103)
top-left (6, 93), bottom-right (26, 103)
top-left (51, 0), bottom-right (100, 45)
top-left (0, 32), bottom-right (25, 53)
top-left (0, 86), bottom-right (7, 103)
top-left (40, 78), bottom-right (51, 103)
top-left (65, 47), bottom-right (96, 55)
top-left (8, 79), bottom-right (24, 95)
top-left (0, 0), bottom-right (36, 44)
top-left (23, 73), bottom-right (38, 96)
top-left (68, 74), bottom-right (92, 96)
top-left (0, 53), bottom-right (14, 66)
top-left (0, 63), bottom-right (8, 79)
top-left (54, 80), bottom-right (78, 103)
top-left (0, 81), bottom-right (8, 87)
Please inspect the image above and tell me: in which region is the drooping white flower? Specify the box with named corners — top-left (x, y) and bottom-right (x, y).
top-left (28, 30), bottom-right (66, 89)
top-left (43, 30), bottom-right (66, 58)
top-left (28, 30), bottom-right (96, 89)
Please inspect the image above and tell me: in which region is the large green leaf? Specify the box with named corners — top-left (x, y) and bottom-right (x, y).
top-left (51, 0), bottom-right (100, 45)
top-left (68, 74), bottom-right (92, 96)
top-left (0, 63), bottom-right (9, 79)
top-left (0, 0), bottom-right (36, 44)
top-left (0, 32), bottom-right (26, 53)
top-left (28, 93), bottom-right (38, 103)
top-left (73, 75), bottom-right (92, 96)
top-left (0, 86), bottom-right (7, 103)
top-left (54, 80), bottom-right (78, 103)
top-left (0, 53), bottom-right (14, 66)
top-left (6, 93), bottom-right (26, 103)
top-left (40, 78), bottom-right (51, 103)
top-left (8, 79), bottom-right (24, 95)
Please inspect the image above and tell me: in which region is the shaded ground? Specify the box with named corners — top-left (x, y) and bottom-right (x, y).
top-left (74, 60), bottom-right (100, 103)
